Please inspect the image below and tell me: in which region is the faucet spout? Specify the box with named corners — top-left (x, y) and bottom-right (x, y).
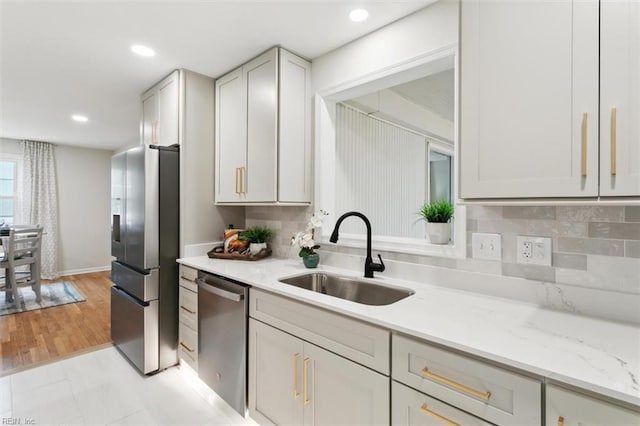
top-left (330, 211), bottom-right (385, 278)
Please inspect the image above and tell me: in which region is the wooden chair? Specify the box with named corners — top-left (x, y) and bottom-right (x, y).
top-left (0, 226), bottom-right (43, 304)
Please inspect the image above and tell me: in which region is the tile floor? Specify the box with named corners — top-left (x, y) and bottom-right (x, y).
top-left (0, 346), bottom-right (258, 425)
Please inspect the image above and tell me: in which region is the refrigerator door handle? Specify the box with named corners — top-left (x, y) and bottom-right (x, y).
top-left (196, 277), bottom-right (244, 302)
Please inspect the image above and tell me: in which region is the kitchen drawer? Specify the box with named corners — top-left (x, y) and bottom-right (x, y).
top-left (392, 380), bottom-right (492, 426)
top-left (178, 286), bottom-right (197, 331)
top-left (178, 322), bottom-right (198, 370)
top-left (392, 334), bottom-right (541, 426)
top-left (546, 384), bottom-right (640, 426)
top-left (250, 288), bottom-right (390, 374)
top-left (179, 264), bottom-right (198, 292)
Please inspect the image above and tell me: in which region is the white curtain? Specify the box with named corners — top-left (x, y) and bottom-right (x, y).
top-left (20, 140), bottom-right (59, 279)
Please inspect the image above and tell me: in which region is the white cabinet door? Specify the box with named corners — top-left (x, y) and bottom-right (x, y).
top-left (460, 0), bottom-right (599, 199)
top-left (600, 0), bottom-right (640, 196)
top-left (546, 385), bottom-right (640, 426)
top-left (278, 49), bottom-right (312, 203)
top-left (248, 319), bottom-right (304, 426)
top-left (215, 67), bottom-right (246, 202)
top-left (244, 48), bottom-right (278, 202)
top-left (304, 342), bottom-right (389, 426)
top-left (141, 71), bottom-right (179, 148)
top-left (156, 71), bottom-right (179, 147)
top-left (141, 90), bottom-right (156, 146)
top-left (249, 318), bottom-right (390, 426)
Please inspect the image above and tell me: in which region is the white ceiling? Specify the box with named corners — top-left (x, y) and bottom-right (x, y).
top-left (0, 0), bottom-right (433, 151)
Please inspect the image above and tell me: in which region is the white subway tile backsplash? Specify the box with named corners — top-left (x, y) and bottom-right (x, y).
top-left (247, 204), bottom-right (640, 308)
top-left (557, 237), bottom-right (625, 257)
top-left (552, 253), bottom-right (588, 271)
top-left (625, 206), bottom-right (640, 222)
top-left (588, 222), bottom-right (640, 240)
top-left (626, 241), bottom-right (640, 258)
top-left (556, 206), bottom-right (624, 222)
top-left (503, 206), bottom-right (556, 220)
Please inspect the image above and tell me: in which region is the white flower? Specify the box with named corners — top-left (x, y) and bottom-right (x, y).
top-left (308, 214), bottom-right (323, 230)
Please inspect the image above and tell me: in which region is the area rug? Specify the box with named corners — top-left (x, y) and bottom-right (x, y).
top-left (0, 281), bottom-right (86, 316)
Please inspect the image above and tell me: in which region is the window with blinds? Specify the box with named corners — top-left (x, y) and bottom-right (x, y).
top-left (0, 159), bottom-right (17, 225)
top-left (335, 103), bottom-right (431, 239)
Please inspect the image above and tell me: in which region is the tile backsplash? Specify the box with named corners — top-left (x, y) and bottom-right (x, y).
top-left (246, 205), bottom-right (640, 296)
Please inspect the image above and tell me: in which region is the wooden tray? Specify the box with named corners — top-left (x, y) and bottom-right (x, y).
top-left (207, 247), bottom-right (272, 261)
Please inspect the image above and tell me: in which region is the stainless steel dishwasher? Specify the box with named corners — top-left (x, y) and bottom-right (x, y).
top-left (196, 270), bottom-right (249, 416)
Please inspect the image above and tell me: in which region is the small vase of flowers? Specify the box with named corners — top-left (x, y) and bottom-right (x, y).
top-left (291, 212), bottom-right (325, 268)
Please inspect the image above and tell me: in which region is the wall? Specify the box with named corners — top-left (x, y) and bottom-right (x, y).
top-left (1, 137), bottom-right (112, 275)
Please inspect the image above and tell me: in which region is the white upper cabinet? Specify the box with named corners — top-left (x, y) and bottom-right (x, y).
top-left (141, 71), bottom-right (179, 147)
top-left (460, 0), bottom-right (601, 199)
top-left (215, 47), bottom-right (312, 205)
top-left (600, 0), bottom-right (640, 196)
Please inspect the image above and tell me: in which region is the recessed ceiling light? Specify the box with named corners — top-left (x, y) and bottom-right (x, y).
top-left (349, 8), bottom-right (369, 22)
top-left (131, 44), bottom-right (155, 57)
top-left (71, 115), bottom-right (89, 123)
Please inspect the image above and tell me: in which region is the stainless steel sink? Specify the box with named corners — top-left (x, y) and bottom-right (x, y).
top-left (278, 272), bottom-right (414, 306)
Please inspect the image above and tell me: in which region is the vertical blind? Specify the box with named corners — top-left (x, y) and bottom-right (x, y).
top-left (335, 104), bottom-right (426, 238)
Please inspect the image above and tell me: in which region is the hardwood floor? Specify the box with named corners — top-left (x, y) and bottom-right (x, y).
top-left (0, 271), bottom-right (112, 375)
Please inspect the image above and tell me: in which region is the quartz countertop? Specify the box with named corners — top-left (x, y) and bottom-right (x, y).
top-left (178, 256), bottom-right (640, 408)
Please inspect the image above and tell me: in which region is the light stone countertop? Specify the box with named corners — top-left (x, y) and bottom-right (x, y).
top-left (178, 256), bottom-right (640, 408)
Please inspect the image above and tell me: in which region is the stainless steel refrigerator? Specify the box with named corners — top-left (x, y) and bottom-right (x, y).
top-left (110, 143), bottom-right (179, 374)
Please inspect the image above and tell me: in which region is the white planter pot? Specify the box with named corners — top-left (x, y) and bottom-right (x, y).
top-left (249, 242), bottom-right (267, 254)
top-left (425, 222), bottom-right (451, 244)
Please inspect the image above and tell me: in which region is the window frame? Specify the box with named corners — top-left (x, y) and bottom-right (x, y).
top-left (0, 154), bottom-right (22, 226)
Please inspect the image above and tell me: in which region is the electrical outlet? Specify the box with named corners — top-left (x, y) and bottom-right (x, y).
top-left (472, 233), bottom-right (502, 261)
top-left (517, 236), bottom-right (552, 266)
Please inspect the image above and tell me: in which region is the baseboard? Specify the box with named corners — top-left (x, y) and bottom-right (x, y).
top-left (57, 265), bottom-right (111, 277)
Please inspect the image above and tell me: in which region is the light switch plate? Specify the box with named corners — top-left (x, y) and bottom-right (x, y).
top-left (472, 233), bottom-right (502, 261)
top-left (517, 236), bottom-right (552, 266)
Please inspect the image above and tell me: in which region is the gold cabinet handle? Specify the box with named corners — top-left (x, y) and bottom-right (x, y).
top-left (581, 112), bottom-right (588, 177)
top-left (303, 357), bottom-right (311, 405)
top-left (293, 353), bottom-right (301, 399)
top-left (235, 167), bottom-right (240, 194)
top-left (179, 341), bottom-right (194, 353)
top-left (558, 416), bottom-right (565, 426)
top-left (420, 404), bottom-right (459, 426)
top-left (152, 120), bottom-right (159, 144)
top-left (241, 167), bottom-right (247, 194)
top-left (611, 107), bottom-right (617, 176)
top-left (180, 275), bottom-right (194, 282)
top-left (421, 367), bottom-right (491, 400)
top-left (180, 305), bottom-right (195, 314)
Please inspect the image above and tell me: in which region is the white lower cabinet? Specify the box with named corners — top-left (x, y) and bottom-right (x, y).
top-left (178, 265), bottom-right (198, 371)
top-left (546, 385), bottom-right (640, 426)
top-left (249, 318), bottom-right (390, 425)
top-left (392, 381), bottom-right (492, 426)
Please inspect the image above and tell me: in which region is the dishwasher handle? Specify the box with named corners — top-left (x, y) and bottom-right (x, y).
top-left (195, 277), bottom-right (244, 302)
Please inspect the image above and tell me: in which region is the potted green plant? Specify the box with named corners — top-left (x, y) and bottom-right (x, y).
top-left (418, 200), bottom-right (454, 244)
top-left (240, 226), bottom-right (274, 254)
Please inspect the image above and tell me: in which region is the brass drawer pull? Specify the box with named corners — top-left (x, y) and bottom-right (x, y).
top-left (581, 112), bottom-right (588, 177)
top-left (293, 353), bottom-right (301, 399)
top-left (611, 107), bottom-right (617, 176)
top-left (420, 403), bottom-right (460, 426)
top-left (421, 367), bottom-right (491, 400)
top-left (180, 275), bottom-right (194, 282)
top-left (179, 341), bottom-right (194, 353)
top-left (303, 357), bottom-right (311, 405)
top-left (180, 305), bottom-right (195, 314)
